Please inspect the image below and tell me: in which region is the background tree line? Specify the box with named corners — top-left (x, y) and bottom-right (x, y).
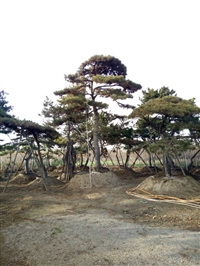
top-left (1, 55), bottom-right (200, 181)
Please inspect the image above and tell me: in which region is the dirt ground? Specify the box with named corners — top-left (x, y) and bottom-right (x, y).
top-left (0, 167), bottom-right (200, 265)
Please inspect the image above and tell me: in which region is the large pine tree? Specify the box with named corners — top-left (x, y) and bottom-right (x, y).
top-left (55, 55), bottom-right (142, 171)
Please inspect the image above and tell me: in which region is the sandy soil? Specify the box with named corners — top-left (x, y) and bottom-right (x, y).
top-left (0, 168), bottom-right (200, 265)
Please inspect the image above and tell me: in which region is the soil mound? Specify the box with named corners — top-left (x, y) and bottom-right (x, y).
top-left (27, 176), bottom-right (65, 190)
top-left (137, 175), bottom-right (200, 199)
top-left (48, 169), bottom-right (61, 178)
top-left (9, 173), bottom-right (36, 184)
top-left (112, 168), bottom-right (141, 180)
top-left (135, 166), bottom-right (162, 175)
top-left (67, 171), bottom-right (121, 190)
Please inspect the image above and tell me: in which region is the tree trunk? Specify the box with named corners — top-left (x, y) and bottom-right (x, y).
top-left (155, 153), bottom-right (163, 166)
top-left (124, 149), bottom-right (130, 168)
top-left (107, 147), bottom-right (115, 167)
top-left (4, 151), bottom-right (12, 176)
top-left (64, 140), bottom-right (76, 182)
top-left (32, 133), bottom-right (47, 179)
top-left (168, 155), bottom-right (176, 170)
top-left (130, 149), bottom-right (144, 168)
top-left (134, 150), bottom-right (153, 173)
top-left (3, 142), bottom-right (21, 193)
top-left (24, 150), bottom-right (32, 174)
top-left (115, 148), bottom-right (121, 167)
top-left (14, 152), bottom-right (28, 176)
top-left (163, 154), bottom-right (172, 177)
top-left (188, 149), bottom-right (200, 169)
top-left (80, 153), bottom-right (83, 167)
top-left (146, 150), bottom-right (153, 167)
top-left (45, 152), bottom-right (51, 169)
top-left (173, 153), bottom-right (186, 176)
top-left (93, 109), bottom-right (101, 171)
top-left (80, 155), bottom-right (89, 171)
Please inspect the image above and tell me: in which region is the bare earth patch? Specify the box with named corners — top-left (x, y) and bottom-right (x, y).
top-left (0, 169), bottom-right (200, 265)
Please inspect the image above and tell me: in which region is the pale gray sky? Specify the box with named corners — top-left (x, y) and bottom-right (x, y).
top-left (0, 0), bottom-right (200, 126)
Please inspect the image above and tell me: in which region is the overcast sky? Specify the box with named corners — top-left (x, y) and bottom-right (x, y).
top-left (0, 0), bottom-right (200, 126)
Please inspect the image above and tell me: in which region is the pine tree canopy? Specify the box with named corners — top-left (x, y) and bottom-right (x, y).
top-left (62, 55), bottom-right (142, 110)
top-left (129, 96), bottom-right (200, 118)
top-left (139, 87), bottom-right (176, 104)
top-left (0, 91), bottom-right (14, 135)
top-left (77, 55), bottom-right (127, 77)
top-left (0, 116), bottom-right (59, 140)
top-left (0, 91), bottom-right (13, 115)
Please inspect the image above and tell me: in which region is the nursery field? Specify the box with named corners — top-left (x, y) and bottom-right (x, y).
top-left (0, 166), bottom-right (200, 265)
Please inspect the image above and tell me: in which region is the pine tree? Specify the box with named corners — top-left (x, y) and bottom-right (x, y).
top-left (129, 91), bottom-right (200, 177)
top-left (57, 55), bottom-right (142, 171)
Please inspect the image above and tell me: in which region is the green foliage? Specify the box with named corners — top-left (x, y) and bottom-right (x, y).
top-left (45, 55), bottom-right (142, 171)
top-left (64, 55), bottom-right (142, 110)
top-left (76, 55), bottom-right (127, 77)
top-left (98, 113), bottom-right (140, 148)
top-left (51, 159), bottom-right (62, 167)
top-left (130, 96), bottom-right (200, 130)
top-left (92, 75), bottom-right (125, 84)
top-left (0, 91), bottom-right (13, 115)
top-left (0, 117), bottom-right (59, 139)
top-left (0, 91), bottom-right (13, 135)
top-left (148, 138), bottom-right (193, 154)
top-left (129, 87), bottom-right (200, 176)
top-left (139, 87), bottom-right (176, 104)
